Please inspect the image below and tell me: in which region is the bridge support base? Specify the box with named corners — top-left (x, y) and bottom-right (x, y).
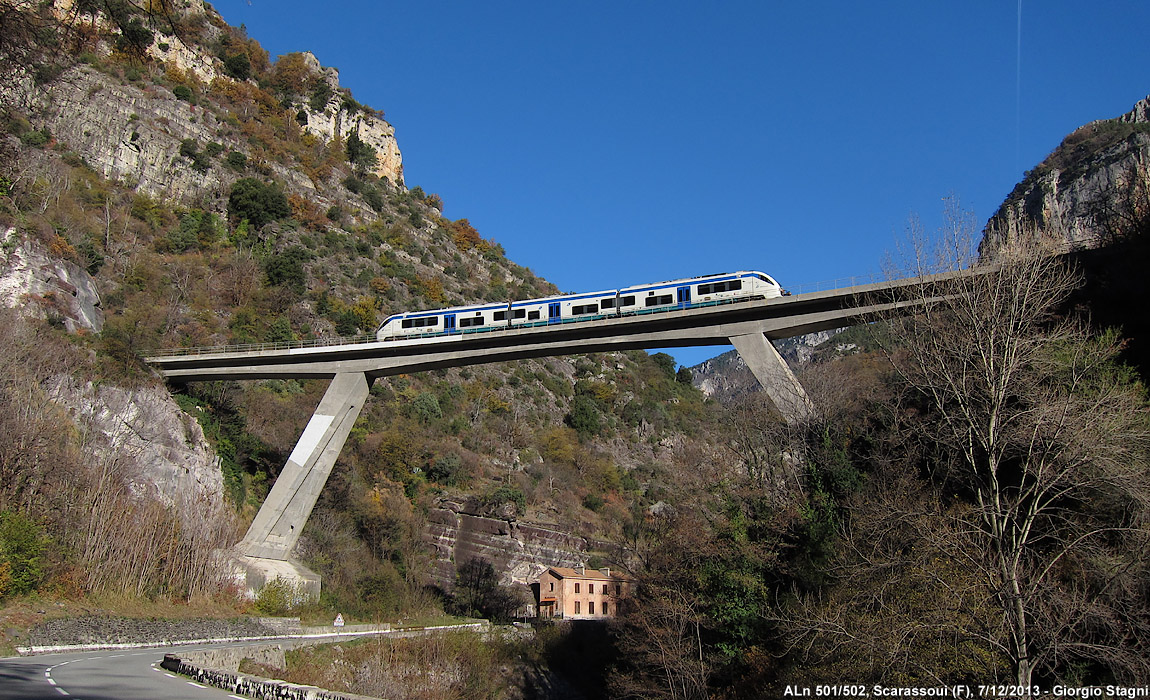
top-left (219, 551), bottom-right (322, 601)
top-left (234, 372), bottom-right (373, 595)
top-left (729, 332), bottom-right (814, 425)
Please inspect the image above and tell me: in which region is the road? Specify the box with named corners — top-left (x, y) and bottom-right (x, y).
top-left (0, 645), bottom-right (250, 700)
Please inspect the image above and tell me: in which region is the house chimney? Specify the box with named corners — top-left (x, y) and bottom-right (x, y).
top-left (579, 566), bottom-right (585, 575)
top-left (602, 568), bottom-right (610, 577)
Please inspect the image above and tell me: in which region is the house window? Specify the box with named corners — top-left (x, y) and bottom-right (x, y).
top-left (575, 583), bottom-right (580, 593)
top-left (549, 582), bottom-right (554, 592)
top-left (616, 585), bottom-right (621, 595)
top-left (589, 601), bottom-right (595, 615)
top-left (602, 584), bottom-right (608, 594)
top-left (603, 602), bottom-right (609, 615)
top-left (575, 601), bottom-right (580, 614)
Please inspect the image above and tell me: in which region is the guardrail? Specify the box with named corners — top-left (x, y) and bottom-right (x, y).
top-left (786, 272), bottom-right (886, 295)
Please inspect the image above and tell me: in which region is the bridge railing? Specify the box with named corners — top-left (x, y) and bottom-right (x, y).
top-left (787, 272), bottom-right (886, 295)
top-left (148, 333), bottom-right (380, 358)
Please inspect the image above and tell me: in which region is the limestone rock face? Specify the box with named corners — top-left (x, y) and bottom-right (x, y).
top-left (50, 377), bottom-right (226, 516)
top-left (425, 499), bottom-right (591, 594)
top-left (983, 95), bottom-right (1150, 251)
top-left (0, 227), bottom-right (104, 333)
top-left (294, 51), bottom-right (403, 185)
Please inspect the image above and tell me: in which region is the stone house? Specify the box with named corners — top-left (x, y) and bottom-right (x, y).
top-left (536, 566), bottom-right (632, 620)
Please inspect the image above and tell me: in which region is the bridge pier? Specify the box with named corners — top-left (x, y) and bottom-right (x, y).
top-left (729, 332), bottom-right (814, 425)
top-left (231, 371), bottom-right (373, 598)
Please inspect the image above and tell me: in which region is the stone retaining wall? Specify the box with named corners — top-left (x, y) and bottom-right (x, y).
top-left (161, 653), bottom-right (380, 700)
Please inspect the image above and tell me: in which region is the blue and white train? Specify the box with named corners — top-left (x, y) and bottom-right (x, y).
top-left (376, 271), bottom-right (785, 341)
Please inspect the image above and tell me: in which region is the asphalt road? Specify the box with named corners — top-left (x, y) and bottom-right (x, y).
top-left (0, 645), bottom-right (249, 700)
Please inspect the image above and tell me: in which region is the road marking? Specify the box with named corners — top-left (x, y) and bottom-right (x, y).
top-left (48, 678), bottom-right (57, 685)
top-left (187, 681), bottom-right (206, 688)
top-left (45, 670), bottom-right (52, 677)
top-left (166, 673), bottom-right (177, 678)
top-left (55, 687), bottom-right (69, 696)
top-left (230, 695), bottom-right (246, 699)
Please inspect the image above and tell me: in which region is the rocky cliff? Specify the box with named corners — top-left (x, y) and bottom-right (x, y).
top-left (4, 6), bottom-right (402, 210)
top-left (983, 95), bottom-right (1150, 251)
top-left (1, 226), bottom-right (104, 333)
top-left (425, 499), bottom-right (592, 594)
top-left (1, 225), bottom-right (223, 517)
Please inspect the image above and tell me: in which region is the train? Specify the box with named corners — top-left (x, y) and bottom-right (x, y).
top-left (375, 270), bottom-right (786, 341)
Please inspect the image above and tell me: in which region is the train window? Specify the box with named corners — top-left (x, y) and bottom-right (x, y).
top-left (601, 298), bottom-right (615, 309)
top-left (402, 319), bottom-right (413, 329)
top-left (528, 310), bottom-right (541, 320)
top-left (494, 311), bottom-right (505, 321)
top-left (620, 295), bottom-right (635, 307)
top-left (645, 294), bottom-right (673, 307)
top-left (699, 280), bottom-right (743, 295)
top-left (513, 309), bottom-right (526, 319)
top-left (571, 304), bottom-right (598, 315)
top-left (458, 316), bottom-right (485, 328)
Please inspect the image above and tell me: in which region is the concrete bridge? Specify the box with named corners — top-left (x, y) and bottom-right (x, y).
top-left (146, 270), bottom-right (965, 594)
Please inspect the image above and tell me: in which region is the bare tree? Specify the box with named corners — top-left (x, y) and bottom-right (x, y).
top-left (879, 213), bottom-right (1150, 684)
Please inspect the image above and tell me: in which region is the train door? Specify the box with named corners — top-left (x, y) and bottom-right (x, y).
top-left (444, 314), bottom-right (456, 334)
top-left (548, 303), bottom-right (561, 324)
top-left (676, 286), bottom-right (692, 309)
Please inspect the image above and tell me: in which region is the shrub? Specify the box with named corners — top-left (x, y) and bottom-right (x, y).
top-left (0, 511), bottom-right (46, 599)
top-left (309, 80), bottom-right (333, 112)
top-left (346, 129), bottom-right (377, 170)
top-left (225, 151), bottom-right (247, 171)
top-left (20, 130), bottom-right (48, 148)
top-left (428, 453), bottom-right (464, 486)
top-left (582, 493), bottom-right (605, 512)
top-left (223, 53), bottom-right (251, 81)
top-left (228, 177), bottom-right (290, 228)
top-left (172, 84), bottom-right (194, 102)
top-left (263, 246), bottom-right (310, 291)
top-left (253, 577), bottom-right (307, 615)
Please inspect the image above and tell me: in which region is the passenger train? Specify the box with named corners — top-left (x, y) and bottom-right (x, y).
top-left (376, 271), bottom-right (786, 341)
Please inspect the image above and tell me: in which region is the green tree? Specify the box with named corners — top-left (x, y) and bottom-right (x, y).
top-left (228, 178), bottom-right (290, 229)
top-left (223, 53), bottom-right (251, 81)
top-left (0, 510), bottom-right (46, 598)
top-left (346, 128), bottom-right (378, 171)
top-left (263, 246), bottom-right (310, 292)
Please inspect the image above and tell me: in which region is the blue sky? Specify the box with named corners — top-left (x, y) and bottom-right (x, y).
top-left (218, 1), bottom-right (1150, 367)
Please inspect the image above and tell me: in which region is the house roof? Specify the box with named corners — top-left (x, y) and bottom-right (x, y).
top-left (546, 567), bottom-right (632, 582)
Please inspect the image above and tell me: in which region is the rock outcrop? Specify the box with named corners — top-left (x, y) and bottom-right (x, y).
top-left (0, 227), bottom-right (104, 332)
top-left (425, 499), bottom-right (591, 593)
top-left (50, 377), bottom-right (226, 515)
top-left (983, 95), bottom-right (1150, 251)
